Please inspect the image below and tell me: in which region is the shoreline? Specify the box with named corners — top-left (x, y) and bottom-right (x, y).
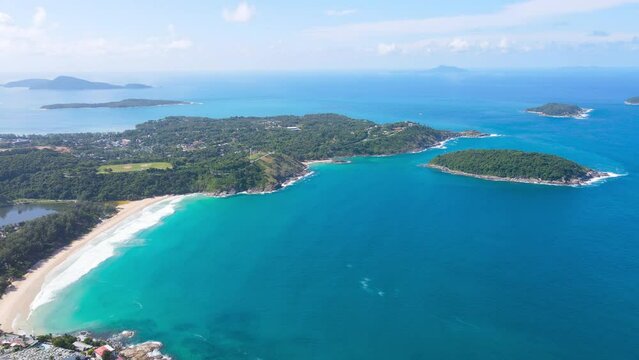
top-left (0, 196), bottom-right (171, 334)
top-left (425, 164), bottom-right (622, 187)
top-left (0, 134), bottom-right (495, 334)
top-left (526, 109), bottom-right (593, 120)
top-left (417, 132), bottom-right (500, 152)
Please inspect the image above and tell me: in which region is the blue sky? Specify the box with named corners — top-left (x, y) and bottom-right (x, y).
top-left (0, 0), bottom-right (638, 71)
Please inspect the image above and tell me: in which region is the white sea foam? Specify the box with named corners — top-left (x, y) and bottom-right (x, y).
top-left (579, 172), bottom-right (627, 186)
top-left (428, 133), bottom-right (502, 151)
top-left (29, 196), bottom-right (185, 314)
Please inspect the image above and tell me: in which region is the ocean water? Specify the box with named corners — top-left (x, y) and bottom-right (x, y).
top-left (8, 70), bottom-right (639, 359)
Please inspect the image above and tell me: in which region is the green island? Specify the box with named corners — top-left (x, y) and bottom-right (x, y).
top-left (3, 76), bottom-right (150, 90)
top-left (625, 97), bottom-right (639, 105)
top-left (42, 99), bottom-right (191, 110)
top-left (426, 149), bottom-right (607, 185)
top-left (0, 114), bottom-right (485, 296)
top-left (526, 103), bottom-right (591, 119)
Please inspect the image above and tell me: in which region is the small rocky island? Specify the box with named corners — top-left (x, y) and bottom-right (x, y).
top-left (526, 103), bottom-right (591, 119)
top-left (425, 149), bottom-right (610, 186)
top-left (3, 76), bottom-right (151, 90)
top-left (42, 99), bottom-right (191, 110)
top-left (625, 97), bottom-right (639, 105)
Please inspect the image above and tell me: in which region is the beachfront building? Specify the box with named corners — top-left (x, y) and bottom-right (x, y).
top-left (94, 344), bottom-right (114, 359)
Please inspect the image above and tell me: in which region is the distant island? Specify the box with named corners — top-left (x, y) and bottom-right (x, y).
top-left (42, 99), bottom-right (191, 110)
top-left (425, 149), bottom-right (610, 186)
top-left (526, 103), bottom-right (592, 119)
top-left (624, 97), bottom-right (639, 105)
top-left (3, 76), bottom-right (151, 90)
top-left (426, 65), bottom-right (468, 74)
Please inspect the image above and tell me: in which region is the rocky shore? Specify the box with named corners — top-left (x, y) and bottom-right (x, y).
top-left (0, 330), bottom-right (172, 360)
top-left (425, 164), bottom-right (610, 186)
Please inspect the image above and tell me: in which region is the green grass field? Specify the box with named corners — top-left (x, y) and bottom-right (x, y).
top-left (98, 162), bottom-right (172, 174)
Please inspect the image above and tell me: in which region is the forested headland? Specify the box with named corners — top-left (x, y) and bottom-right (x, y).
top-left (427, 149), bottom-right (602, 185)
top-left (0, 114), bottom-right (461, 201)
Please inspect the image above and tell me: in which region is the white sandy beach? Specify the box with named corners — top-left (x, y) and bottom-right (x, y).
top-left (0, 196), bottom-right (170, 334)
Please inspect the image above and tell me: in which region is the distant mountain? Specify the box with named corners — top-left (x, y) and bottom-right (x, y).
top-left (427, 65), bottom-right (468, 74)
top-left (3, 76), bottom-right (151, 90)
top-left (526, 103), bottom-right (591, 119)
top-left (625, 97), bottom-right (639, 105)
top-left (42, 99), bottom-right (191, 110)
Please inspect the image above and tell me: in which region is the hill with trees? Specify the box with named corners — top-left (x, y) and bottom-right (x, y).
top-left (427, 149), bottom-right (604, 185)
top-left (3, 76), bottom-right (150, 90)
top-left (0, 114), bottom-right (464, 201)
top-left (526, 103), bottom-right (590, 119)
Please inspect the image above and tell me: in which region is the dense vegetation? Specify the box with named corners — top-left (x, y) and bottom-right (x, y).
top-left (526, 103), bottom-right (585, 117)
top-left (0, 202), bottom-right (115, 294)
top-left (429, 149), bottom-right (594, 182)
top-left (42, 99), bottom-right (189, 110)
top-left (625, 97), bottom-right (639, 105)
top-left (0, 114), bottom-right (455, 201)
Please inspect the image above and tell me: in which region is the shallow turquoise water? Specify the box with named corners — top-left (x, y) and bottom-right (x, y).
top-left (18, 70), bottom-right (639, 359)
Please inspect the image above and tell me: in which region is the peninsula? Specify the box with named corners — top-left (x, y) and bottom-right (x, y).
top-left (3, 76), bottom-right (151, 90)
top-left (425, 149), bottom-right (611, 186)
top-left (0, 114), bottom-right (480, 202)
top-left (526, 103), bottom-right (591, 119)
top-left (624, 97), bottom-right (639, 105)
top-left (41, 99), bottom-right (191, 110)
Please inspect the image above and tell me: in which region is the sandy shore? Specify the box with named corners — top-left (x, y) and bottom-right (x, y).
top-left (303, 159), bottom-right (338, 165)
top-left (0, 196), bottom-right (170, 334)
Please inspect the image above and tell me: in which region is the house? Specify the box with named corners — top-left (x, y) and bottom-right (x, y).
top-left (9, 339), bottom-right (26, 350)
top-left (94, 344), bottom-right (115, 359)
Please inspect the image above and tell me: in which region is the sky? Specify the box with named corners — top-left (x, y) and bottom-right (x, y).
top-left (0, 0), bottom-right (638, 72)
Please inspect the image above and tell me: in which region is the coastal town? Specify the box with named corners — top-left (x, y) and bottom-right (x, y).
top-left (0, 330), bottom-right (171, 359)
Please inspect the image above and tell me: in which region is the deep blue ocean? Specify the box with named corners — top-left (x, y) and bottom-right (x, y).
top-left (4, 70), bottom-right (638, 359)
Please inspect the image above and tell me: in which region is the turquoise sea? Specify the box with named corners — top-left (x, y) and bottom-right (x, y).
top-left (4, 70), bottom-right (639, 359)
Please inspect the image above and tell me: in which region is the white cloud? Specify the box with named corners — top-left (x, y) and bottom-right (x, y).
top-left (0, 12), bottom-right (13, 24)
top-left (167, 39), bottom-right (193, 50)
top-left (449, 38), bottom-right (469, 52)
top-left (33, 7), bottom-right (46, 27)
top-left (590, 30), bottom-right (610, 37)
top-left (223, 2), bottom-right (256, 23)
top-left (498, 38), bottom-right (510, 52)
top-left (312, 0), bottom-right (639, 38)
top-left (0, 10), bottom-right (193, 57)
top-left (326, 9), bottom-right (357, 17)
top-left (377, 42), bottom-right (398, 55)
top-left (371, 31), bottom-right (639, 56)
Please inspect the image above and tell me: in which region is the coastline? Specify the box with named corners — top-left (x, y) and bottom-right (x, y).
top-left (526, 109), bottom-right (593, 119)
top-left (422, 133), bottom-right (500, 151)
top-left (425, 164), bottom-right (621, 187)
top-left (0, 134), bottom-right (494, 334)
top-left (0, 196), bottom-right (171, 334)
